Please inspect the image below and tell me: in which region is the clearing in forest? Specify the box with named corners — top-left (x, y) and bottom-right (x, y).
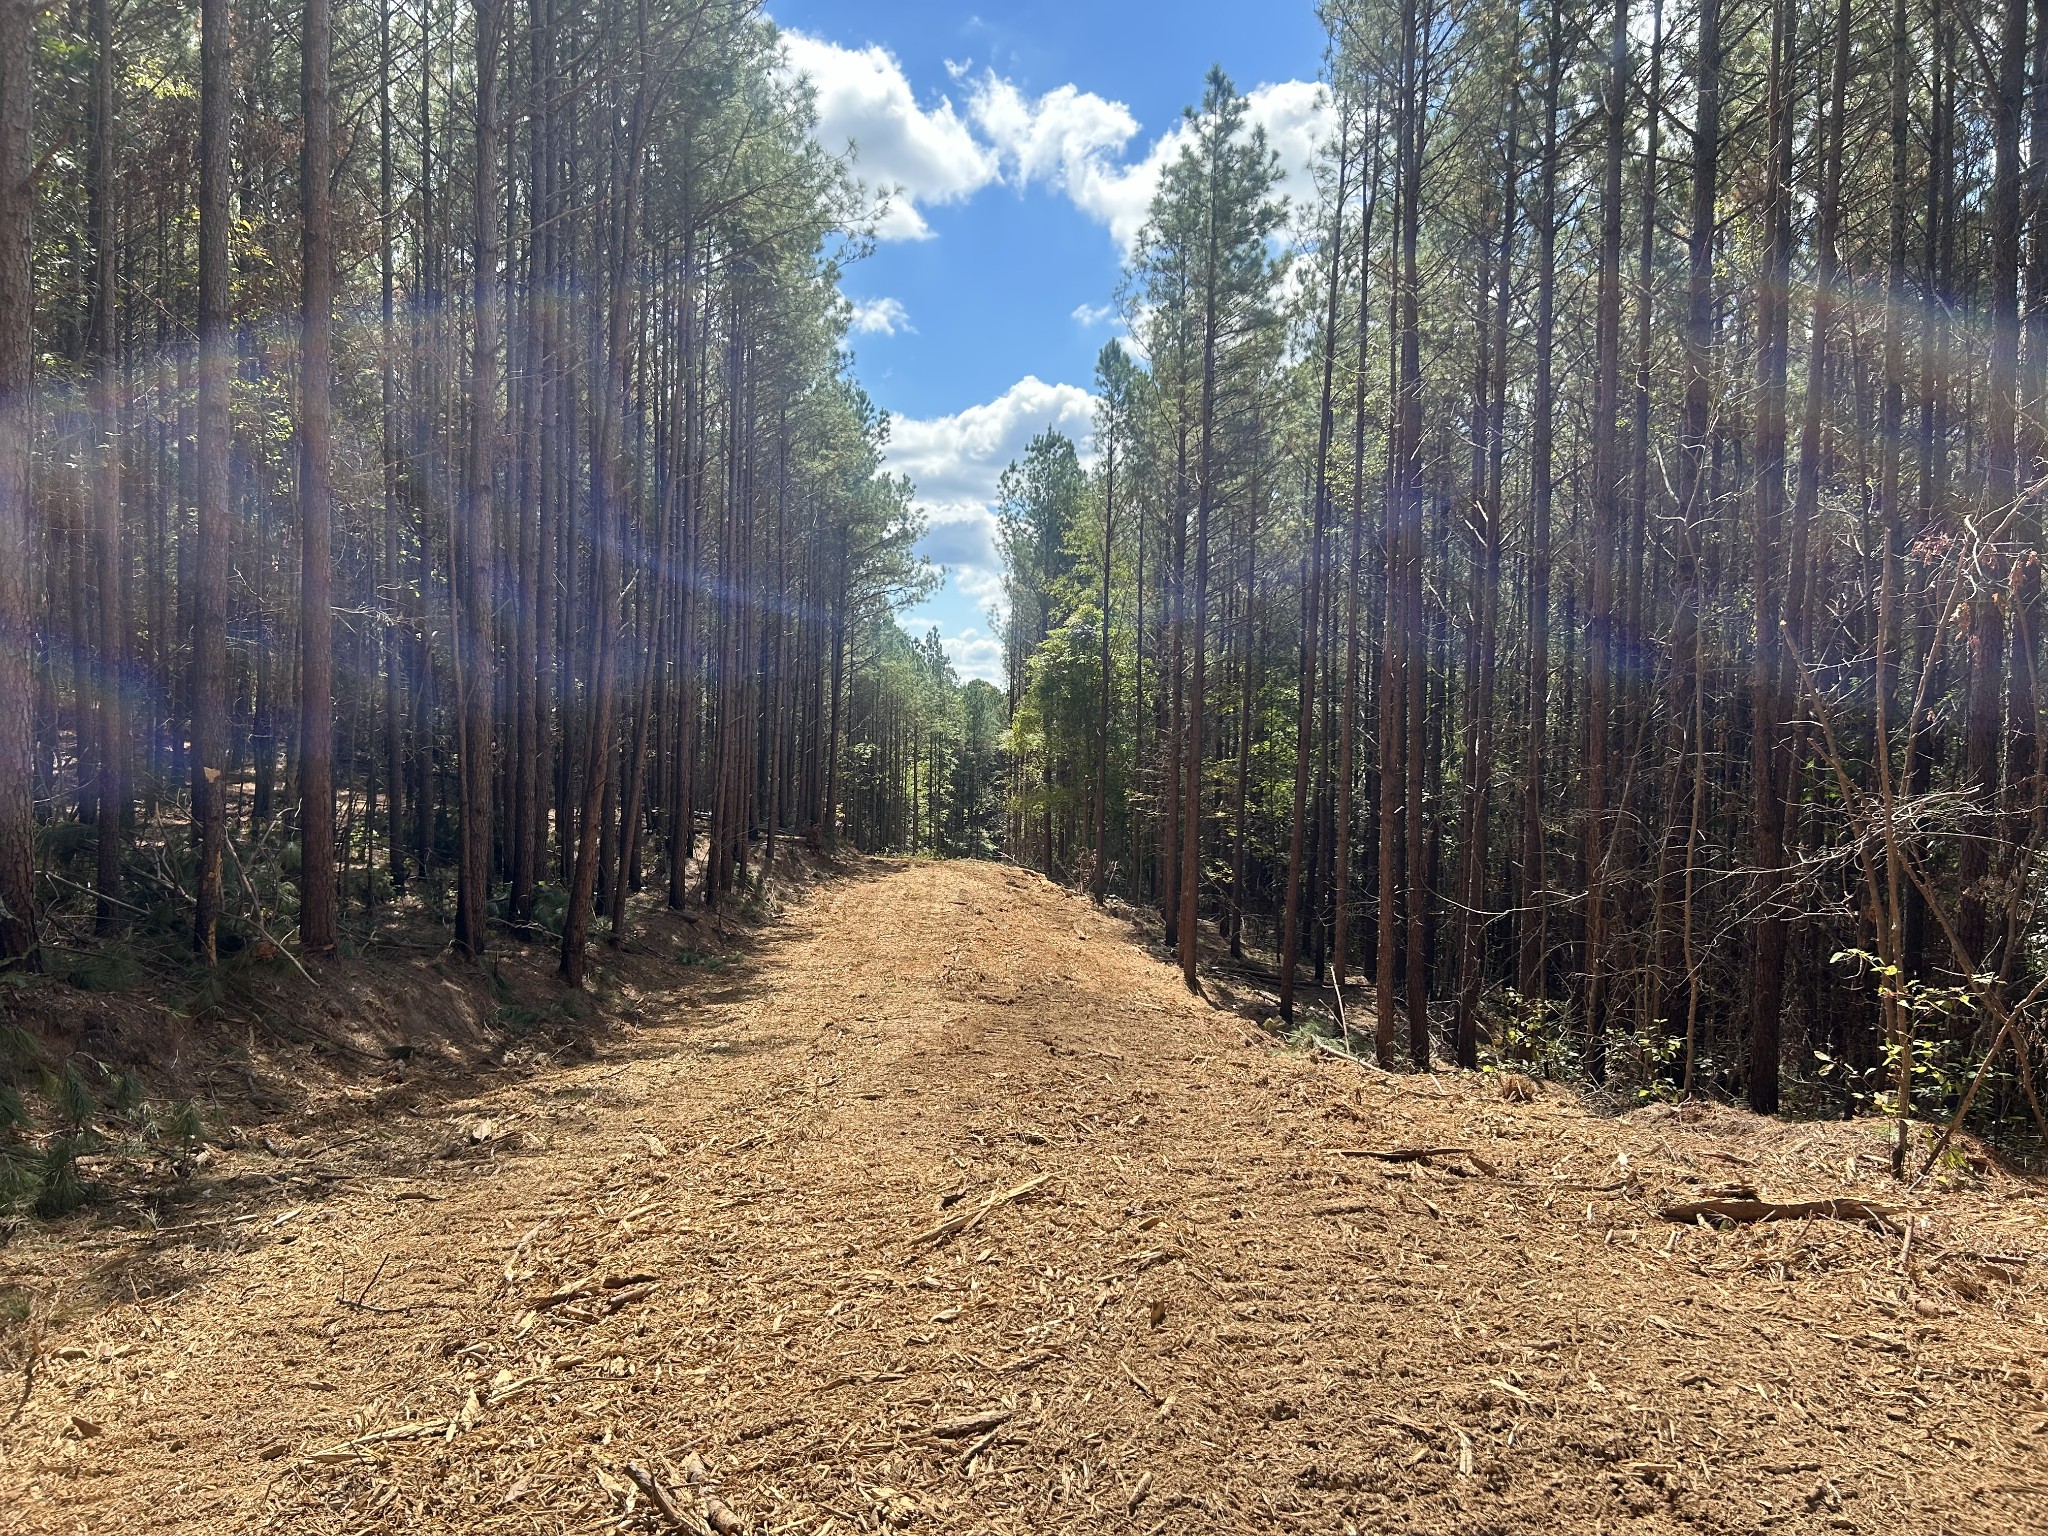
top-left (3, 860), bottom-right (2046, 1535)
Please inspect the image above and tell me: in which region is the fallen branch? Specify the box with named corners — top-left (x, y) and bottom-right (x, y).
top-left (956, 1422), bottom-right (1009, 1467)
top-left (562, 1280), bottom-right (661, 1321)
top-left (623, 1457), bottom-right (741, 1536)
top-left (929, 1408), bottom-right (1011, 1439)
top-left (677, 1452), bottom-right (744, 1535)
top-left (1658, 1197), bottom-right (1901, 1231)
top-left (1334, 1146), bottom-right (1500, 1176)
top-left (300, 1417), bottom-right (454, 1464)
top-left (909, 1173), bottom-right (1050, 1246)
top-left (623, 1463), bottom-right (704, 1534)
top-left (531, 1272), bottom-right (660, 1311)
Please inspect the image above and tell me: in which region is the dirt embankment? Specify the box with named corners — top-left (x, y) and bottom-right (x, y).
top-left (3, 859), bottom-right (2046, 1535)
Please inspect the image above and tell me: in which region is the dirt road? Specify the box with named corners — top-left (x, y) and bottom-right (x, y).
top-left (4, 861), bottom-right (2046, 1534)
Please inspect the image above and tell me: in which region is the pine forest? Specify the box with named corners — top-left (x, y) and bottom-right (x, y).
top-left (2, 2), bottom-right (2048, 1527)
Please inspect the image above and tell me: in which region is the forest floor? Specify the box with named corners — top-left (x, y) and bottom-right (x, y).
top-left (3, 858), bottom-right (2048, 1536)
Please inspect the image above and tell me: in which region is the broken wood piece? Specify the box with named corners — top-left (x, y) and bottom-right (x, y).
top-left (564, 1280), bottom-right (661, 1321)
top-left (909, 1173), bottom-right (1050, 1245)
top-left (1657, 1197), bottom-right (1901, 1231)
top-left (299, 1418), bottom-right (454, 1465)
top-left (677, 1452), bottom-right (743, 1533)
top-left (1128, 1470), bottom-right (1154, 1513)
top-left (929, 1408), bottom-right (1012, 1439)
top-left (624, 1463), bottom-right (705, 1534)
top-left (956, 1422), bottom-right (1008, 1468)
top-left (530, 1277), bottom-right (598, 1310)
top-left (532, 1272), bottom-right (660, 1311)
top-left (1311, 1198), bottom-right (1378, 1217)
top-left (1334, 1146), bottom-right (1500, 1176)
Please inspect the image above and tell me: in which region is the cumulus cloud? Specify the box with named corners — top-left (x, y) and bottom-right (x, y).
top-left (886, 375), bottom-right (1096, 514)
top-left (783, 29), bottom-right (1328, 251)
top-left (964, 72), bottom-right (1332, 251)
top-left (782, 31), bottom-right (997, 240)
top-left (921, 624), bottom-right (1005, 684)
top-left (965, 74), bottom-right (1157, 249)
top-left (965, 76), bottom-right (1152, 243)
top-left (1071, 300), bottom-right (1119, 328)
top-left (916, 507), bottom-right (1000, 571)
top-left (847, 295), bottom-right (913, 335)
top-left (887, 376), bottom-right (1098, 629)
top-left (954, 565), bottom-right (1009, 612)
top-left (1248, 79), bottom-right (1336, 233)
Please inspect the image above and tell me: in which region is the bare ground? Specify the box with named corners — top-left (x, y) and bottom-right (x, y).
top-left (3, 859), bottom-right (2047, 1535)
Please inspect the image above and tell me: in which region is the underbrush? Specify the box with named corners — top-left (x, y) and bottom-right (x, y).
top-left (2, 825), bottom-right (820, 1235)
top-left (0, 989), bottom-right (204, 1225)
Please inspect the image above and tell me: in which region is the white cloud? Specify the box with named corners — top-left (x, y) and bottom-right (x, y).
top-left (928, 624), bottom-right (1005, 684)
top-left (1071, 300), bottom-right (1118, 328)
top-left (916, 504), bottom-right (1001, 572)
top-left (955, 565), bottom-right (1009, 612)
top-left (966, 74), bottom-right (1157, 249)
top-left (1249, 79), bottom-right (1335, 234)
top-left (782, 29), bottom-right (1328, 251)
top-left (782, 31), bottom-right (997, 240)
top-left (962, 71), bottom-right (1331, 252)
top-left (886, 374), bottom-right (1096, 512)
top-left (887, 376), bottom-right (1098, 628)
top-left (847, 295), bottom-right (913, 335)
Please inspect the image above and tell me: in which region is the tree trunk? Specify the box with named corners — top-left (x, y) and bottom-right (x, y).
top-left (1747, 0), bottom-right (1796, 1114)
top-left (1583, 0), bottom-right (1627, 1084)
top-left (454, 0), bottom-right (506, 958)
top-left (299, 0), bottom-right (338, 956)
top-left (1281, 109), bottom-right (1351, 1021)
top-left (0, 0), bottom-right (34, 963)
top-left (89, 0), bottom-right (126, 934)
top-left (1520, 0), bottom-right (1564, 1007)
top-left (191, 0), bottom-right (232, 962)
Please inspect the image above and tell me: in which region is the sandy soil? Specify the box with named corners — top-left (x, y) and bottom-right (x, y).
top-left (3, 859), bottom-right (2046, 1535)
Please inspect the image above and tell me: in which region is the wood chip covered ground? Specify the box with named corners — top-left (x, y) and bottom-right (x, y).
top-left (4, 860), bottom-right (2047, 1534)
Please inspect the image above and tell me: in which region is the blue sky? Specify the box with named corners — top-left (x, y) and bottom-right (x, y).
top-left (769, 0), bottom-right (1332, 680)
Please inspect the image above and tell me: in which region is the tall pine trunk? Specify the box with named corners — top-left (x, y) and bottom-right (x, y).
top-left (89, 0), bottom-right (125, 934)
top-left (191, 0), bottom-right (232, 962)
top-left (299, 0), bottom-right (338, 955)
top-left (0, 0), bottom-right (34, 963)
top-left (454, 0), bottom-right (505, 958)
top-left (1746, 0), bottom-right (1796, 1114)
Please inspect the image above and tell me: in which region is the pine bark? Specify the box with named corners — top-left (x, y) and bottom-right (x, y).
top-left (191, 0), bottom-right (232, 962)
top-left (0, 0), bottom-right (34, 963)
top-left (299, 0), bottom-right (338, 955)
top-left (90, 0), bottom-right (126, 934)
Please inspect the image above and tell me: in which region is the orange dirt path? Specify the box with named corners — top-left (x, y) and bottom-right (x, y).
top-left (4, 860), bottom-right (2045, 1534)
